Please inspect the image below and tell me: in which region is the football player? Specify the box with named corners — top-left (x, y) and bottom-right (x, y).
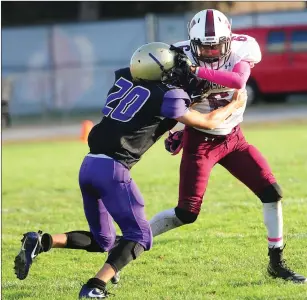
top-left (14, 42), bottom-right (247, 298)
top-left (149, 9), bottom-right (306, 284)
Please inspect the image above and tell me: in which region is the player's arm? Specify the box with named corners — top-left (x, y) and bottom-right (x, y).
top-left (161, 89), bottom-right (246, 130)
top-left (176, 90), bottom-right (246, 130)
top-left (191, 60), bottom-right (251, 89)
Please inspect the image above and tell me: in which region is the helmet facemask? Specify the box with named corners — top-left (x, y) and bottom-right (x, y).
top-left (190, 36), bottom-right (231, 68)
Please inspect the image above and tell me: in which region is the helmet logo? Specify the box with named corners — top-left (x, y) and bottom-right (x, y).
top-left (205, 9), bottom-right (215, 37)
top-left (148, 53), bottom-right (164, 71)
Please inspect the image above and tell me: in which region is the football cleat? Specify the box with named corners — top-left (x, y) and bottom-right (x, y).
top-left (14, 230), bottom-right (43, 280)
top-left (267, 247), bottom-right (306, 284)
top-left (79, 285), bottom-right (109, 299)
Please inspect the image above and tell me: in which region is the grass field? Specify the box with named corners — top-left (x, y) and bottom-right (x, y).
top-left (2, 123), bottom-right (307, 300)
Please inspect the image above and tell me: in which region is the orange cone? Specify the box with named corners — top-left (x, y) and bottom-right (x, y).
top-left (80, 120), bottom-right (93, 143)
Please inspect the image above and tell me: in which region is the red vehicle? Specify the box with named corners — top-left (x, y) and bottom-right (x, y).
top-left (234, 24), bottom-right (307, 105)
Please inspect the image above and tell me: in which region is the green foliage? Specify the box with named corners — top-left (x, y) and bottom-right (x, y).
top-left (2, 123), bottom-right (307, 299)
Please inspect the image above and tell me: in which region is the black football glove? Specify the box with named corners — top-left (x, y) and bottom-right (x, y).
top-left (164, 130), bottom-right (184, 155)
top-left (162, 45), bottom-right (197, 88)
top-left (170, 45), bottom-right (195, 73)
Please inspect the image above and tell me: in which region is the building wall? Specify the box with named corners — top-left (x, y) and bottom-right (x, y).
top-left (2, 9), bottom-right (307, 117)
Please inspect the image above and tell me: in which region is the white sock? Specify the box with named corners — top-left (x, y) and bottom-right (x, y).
top-left (149, 208), bottom-right (184, 237)
top-left (263, 202), bottom-right (283, 248)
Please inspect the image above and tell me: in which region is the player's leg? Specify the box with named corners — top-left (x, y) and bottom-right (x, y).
top-left (93, 175), bottom-right (151, 281)
top-left (150, 127), bottom-right (218, 237)
top-left (14, 156), bottom-right (116, 281)
top-left (14, 230), bottom-right (49, 280)
top-left (79, 156), bottom-right (125, 295)
top-left (79, 157), bottom-right (152, 298)
top-left (219, 132), bottom-right (306, 283)
top-left (13, 229), bottom-right (108, 280)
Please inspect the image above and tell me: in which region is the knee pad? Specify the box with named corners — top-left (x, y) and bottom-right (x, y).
top-left (257, 183), bottom-right (283, 203)
top-left (175, 207), bottom-right (199, 224)
top-left (106, 239), bottom-right (145, 272)
top-left (65, 231), bottom-right (107, 252)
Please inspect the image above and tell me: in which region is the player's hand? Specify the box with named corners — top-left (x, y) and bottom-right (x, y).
top-left (164, 130), bottom-right (184, 155)
top-left (231, 89), bottom-right (247, 109)
top-left (176, 54), bottom-right (194, 74)
top-left (170, 45), bottom-right (195, 74)
top-left (179, 55), bottom-right (193, 68)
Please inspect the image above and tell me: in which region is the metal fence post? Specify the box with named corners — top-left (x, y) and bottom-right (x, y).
top-left (145, 13), bottom-right (157, 43)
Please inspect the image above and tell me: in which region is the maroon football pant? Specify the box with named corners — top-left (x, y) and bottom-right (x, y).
top-left (178, 126), bottom-right (277, 214)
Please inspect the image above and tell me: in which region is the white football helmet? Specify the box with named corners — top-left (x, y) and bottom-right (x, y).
top-left (188, 9), bottom-right (232, 67)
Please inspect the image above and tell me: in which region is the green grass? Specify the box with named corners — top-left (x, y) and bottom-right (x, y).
top-left (2, 123), bottom-right (307, 300)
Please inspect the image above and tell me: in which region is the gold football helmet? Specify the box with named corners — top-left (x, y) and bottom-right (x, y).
top-left (130, 42), bottom-right (176, 81)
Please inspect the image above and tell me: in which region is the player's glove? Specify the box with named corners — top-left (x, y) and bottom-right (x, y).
top-left (164, 130), bottom-right (184, 155)
top-left (170, 45), bottom-right (195, 74)
top-left (168, 46), bottom-right (210, 103)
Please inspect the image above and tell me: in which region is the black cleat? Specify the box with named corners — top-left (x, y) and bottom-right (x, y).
top-left (267, 246), bottom-right (306, 284)
top-left (14, 230), bottom-right (43, 280)
top-left (79, 285), bottom-right (109, 299)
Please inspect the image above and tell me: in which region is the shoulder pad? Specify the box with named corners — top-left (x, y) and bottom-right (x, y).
top-left (115, 67), bottom-right (132, 81)
top-left (173, 40), bottom-right (190, 47)
top-left (232, 34), bottom-right (262, 64)
top-left (172, 40), bottom-right (191, 52)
